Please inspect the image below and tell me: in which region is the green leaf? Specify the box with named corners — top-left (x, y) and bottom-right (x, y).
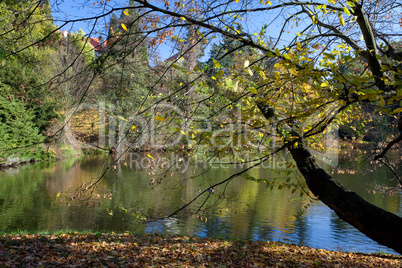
top-left (253, 65), bottom-right (263, 72)
top-left (0, 46), bottom-right (5, 60)
top-left (380, 65), bottom-right (390, 72)
top-left (172, 64), bottom-right (186, 72)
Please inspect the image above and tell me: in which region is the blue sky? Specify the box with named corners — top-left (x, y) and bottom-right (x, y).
top-left (51, 0), bottom-right (202, 61)
top-left (51, 0), bottom-right (122, 36)
top-left (51, 0), bottom-right (177, 61)
top-left (50, 0), bottom-right (295, 61)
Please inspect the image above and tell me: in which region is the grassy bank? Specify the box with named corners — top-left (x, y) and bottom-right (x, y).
top-left (0, 233), bottom-right (400, 267)
top-left (0, 142), bottom-right (106, 169)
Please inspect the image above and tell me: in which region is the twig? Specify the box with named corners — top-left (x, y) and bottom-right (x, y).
top-left (374, 133), bottom-right (402, 160)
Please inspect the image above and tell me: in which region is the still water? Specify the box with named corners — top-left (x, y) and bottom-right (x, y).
top-left (0, 151), bottom-right (401, 254)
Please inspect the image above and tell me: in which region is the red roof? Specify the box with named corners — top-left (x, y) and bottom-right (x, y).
top-left (88, 37), bottom-right (106, 51)
top-left (58, 30), bottom-right (107, 52)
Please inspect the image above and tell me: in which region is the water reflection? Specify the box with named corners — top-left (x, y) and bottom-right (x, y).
top-left (0, 151), bottom-right (400, 255)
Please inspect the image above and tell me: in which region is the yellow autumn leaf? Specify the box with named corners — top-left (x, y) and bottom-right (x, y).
top-left (275, 48), bottom-right (281, 57)
top-left (244, 60), bottom-right (250, 68)
top-left (392, 107), bottom-right (402, 114)
top-left (213, 59), bottom-right (222, 68)
top-left (343, 7), bottom-right (351, 16)
top-left (56, 192), bottom-right (60, 198)
top-left (154, 116), bottom-right (166, 121)
top-left (117, 116), bottom-right (128, 121)
top-left (180, 130), bottom-right (186, 135)
top-left (215, 70), bottom-right (224, 79)
top-left (249, 87), bottom-right (257, 94)
top-left (123, 9), bottom-right (129, 16)
top-left (147, 154), bottom-right (155, 159)
top-left (339, 16), bottom-right (345, 27)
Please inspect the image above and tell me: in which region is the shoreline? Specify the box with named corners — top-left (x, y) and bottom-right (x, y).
top-left (0, 143), bottom-right (106, 170)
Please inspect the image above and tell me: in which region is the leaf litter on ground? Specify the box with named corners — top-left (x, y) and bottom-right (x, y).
top-left (0, 233), bottom-right (400, 267)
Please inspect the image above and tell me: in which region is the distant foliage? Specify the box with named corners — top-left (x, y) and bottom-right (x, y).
top-left (0, 82), bottom-right (54, 163)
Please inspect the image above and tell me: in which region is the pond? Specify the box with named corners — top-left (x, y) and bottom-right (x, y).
top-left (0, 150), bottom-right (401, 255)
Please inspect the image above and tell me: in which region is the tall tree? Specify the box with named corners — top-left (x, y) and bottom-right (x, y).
top-left (100, 4), bottom-right (151, 154)
top-left (0, 0), bottom-right (60, 162)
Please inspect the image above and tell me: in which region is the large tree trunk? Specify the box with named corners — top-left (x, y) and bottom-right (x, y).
top-left (256, 103), bottom-right (402, 254)
top-left (288, 143), bottom-right (402, 254)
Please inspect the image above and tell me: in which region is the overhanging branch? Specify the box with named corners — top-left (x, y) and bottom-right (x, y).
top-left (374, 133), bottom-right (402, 160)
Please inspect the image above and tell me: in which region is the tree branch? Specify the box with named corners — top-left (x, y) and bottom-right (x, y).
top-left (353, 3), bottom-right (386, 90)
top-left (300, 6), bottom-right (363, 52)
top-left (374, 133), bottom-right (402, 160)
